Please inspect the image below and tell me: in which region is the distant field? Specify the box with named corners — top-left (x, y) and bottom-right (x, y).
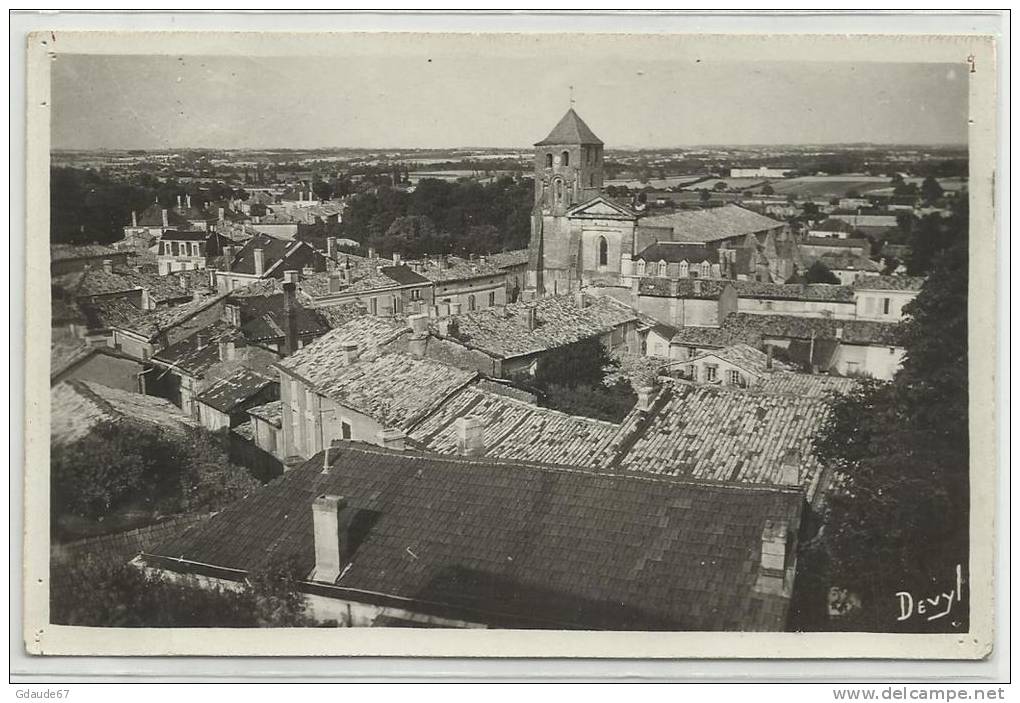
top-left (679, 177), bottom-right (768, 191)
top-left (768, 176), bottom-right (968, 198)
top-left (604, 175), bottom-right (709, 190)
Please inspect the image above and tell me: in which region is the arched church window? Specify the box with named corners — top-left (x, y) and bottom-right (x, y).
top-left (562, 150), bottom-right (570, 167)
top-left (554, 179), bottom-right (563, 203)
top-left (598, 237), bottom-right (609, 267)
top-left (546, 153), bottom-right (553, 168)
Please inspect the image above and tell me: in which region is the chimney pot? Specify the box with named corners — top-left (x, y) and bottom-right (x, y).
top-left (574, 291), bottom-right (586, 309)
top-left (328, 272), bottom-right (342, 294)
top-left (218, 207), bottom-right (225, 222)
top-left (409, 312), bottom-right (429, 337)
top-left (283, 269), bottom-right (299, 285)
top-left (520, 307), bottom-right (537, 331)
top-left (455, 415), bottom-right (486, 456)
top-left (254, 248), bottom-right (266, 276)
top-left (377, 428), bottom-right (406, 451)
top-left (311, 494), bottom-right (346, 583)
top-left (392, 252), bottom-right (401, 265)
top-left (161, 209), bottom-right (169, 228)
top-left (131, 211), bottom-right (138, 228)
top-left (101, 259), bottom-right (113, 274)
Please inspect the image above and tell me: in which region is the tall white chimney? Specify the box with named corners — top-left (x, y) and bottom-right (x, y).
top-left (636, 385), bottom-right (656, 412)
top-left (455, 416), bottom-right (485, 456)
top-left (177, 195), bottom-right (182, 208)
top-left (131, 211), bottom-right (138, 228)
top-left (311, 494), bottom-right (345, 583)
top-left (253, 248), bottom-right (265, 276)
top-left (161, 209), bottom-right (169, 228)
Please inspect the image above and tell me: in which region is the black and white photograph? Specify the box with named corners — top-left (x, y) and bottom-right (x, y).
top-left (20, 27), bottom-right (999, 663)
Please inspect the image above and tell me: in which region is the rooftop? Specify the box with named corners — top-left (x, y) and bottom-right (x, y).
top-left (720, 312), bottom-right (905, 347)
top-left (534, 108), bottom-right (604, 146)
top-left (485, 250), bottom-right (530, 269)
top-left (609, 380), bottom-right (835, 501)
top-left (150, 320), bottom-right (245, 375)
top-left (246, 399), bottom-right (283, 428)
top-left (440, 293), bottom-right (637, 359)
top-left (852, 274), bottom-right (926, 292)
top-left (50, 243), bottom-right (123, 262)
top-left (51, 380), bottom-right (199, 447)
top-left (229, 293), bottom-right (330, 343)
top-left (635, 241), bottom-right (717, 264)
top-left (286, 352), bottom-right (477, 431)
top-left (276, 316), bottom-right (410, 379)
top-left (638, 205), bottom-right (785, 244)
top-left (196, 368), bottom-right (276, 414)
top-left (687, 343), bottom-right (791, 376)
top-left (408, 384), bottom-right (630, 467)
top-left (413, 257), bottom-right (503, 284)
top-left (146, 441), bottom-right (801, 630)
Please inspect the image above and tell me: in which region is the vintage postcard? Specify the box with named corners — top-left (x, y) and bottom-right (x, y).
top-left (22, 29), bottom-right (998, 659)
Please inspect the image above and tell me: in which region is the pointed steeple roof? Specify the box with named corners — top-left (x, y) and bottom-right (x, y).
top-left (535, 108), bottom-right (604, 146)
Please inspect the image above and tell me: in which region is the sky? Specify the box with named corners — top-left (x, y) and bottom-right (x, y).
top-left (51, 50), bottom-right (969, 150)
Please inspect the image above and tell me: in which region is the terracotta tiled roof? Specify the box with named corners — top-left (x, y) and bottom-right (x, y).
top-left (282, 352), bottom-right (476, 431)
top-left (51, 380), bottom-right (199, 447)
top-left (413, 257), bottom-right (502, 283)
top-left (441, 293), bottom-right (637, 359)
top-left (196, 368), bottom-right (276, 413)
top-left (638, 205), bottom-right (784, 243)
top-left (609, 380), bottom-right (834, 501)
top-left (719, 312), bottom-right (904, 346)
top-left (534, 108), bottom-right (604, 146)
top-left (408, 384), bottom-right (629, 467)
top-left (146, 441), bottom-right (802, 630)
top-left (687, 343), bottom-right (791, 376)
top-left (247, 399), bottom-right (283, 427)
top-left (485, 250), bottom-right (530, 269)
top-left (753, 371), bottom-right (858, 398)
top-left (150, 320), bottom-right (245, 374)
top-left (852, 274), bottom-right (925, 292)
top-left (277, 316), bottom-right (410, 378)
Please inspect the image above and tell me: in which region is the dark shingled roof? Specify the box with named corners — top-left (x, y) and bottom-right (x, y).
top-left (378, 265), bottom-right (430, 286)
top-left (229, 232), bottom-right (315, 277)
top-left (230, 293), bottom-right (330, 343)
top-left (534, 108), bottom-right (604, 146)
top-left (146, 442), bottom-right (802, 631)
top-left (151, 320), bottom-right (245, 375)
top-left (720, 312), bottom-right (905, 346)
top-left (196, 368), bottom-right (276, 413)
top-left (852, 274), bottom-right (926, 292)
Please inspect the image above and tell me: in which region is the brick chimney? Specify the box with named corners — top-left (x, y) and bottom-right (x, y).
top-left (368, 246), bottom-right (376, 260)
top-left (574, 291), bottom-right (586, 309)
top-left (760, 519), bottom-right (789, 576)
top-left (377, 428), bottom-right (406, 451)
top-left (328, 272), bottom-right (342, 294)
top-left (218, 207), bottom-right (225, 222)
top-left (218, 340), bottom-right (236, 362)
top-left (254, 248), bottom-right (265, 277)
top-left (455, 416), bottom-right (485, 456)
top-left (131, 211), bottom-right (138, 227)
top-left (282, 270), bottom-right (299, 356)
top-left (311, 494), bottom-right (346, 583)
top-left (408, 312), bottom-right (429, 336)
top-left (102, 259), bottom-right (113, 274)
top-left (177, 195), bottom-right (182, 208)
top-left (186, 194), bottom-right (192, 209)
top-left (340, 341), bottom-right (359, 365)
top-left (327, 237), bottom-right (337, 260)
top-left (161, 209), bottom-right (169, 228)
top-left (835, 326), bottom-right (844, 340)
top-left (392, 252), bottom-right (401, 265)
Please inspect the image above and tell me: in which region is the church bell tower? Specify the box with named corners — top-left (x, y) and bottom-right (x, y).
top-left (527, 108), bottom-right (604, 295)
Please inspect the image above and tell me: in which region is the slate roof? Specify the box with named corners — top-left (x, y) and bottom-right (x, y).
top-left (150, 321), bottom-right (245, 375)
top-left (134, 203), bottom-right (189, 228)
top-left (197, 368), bottom-right (276, 413)
top-left (229, 232), bottom-right (317, 277)
top-left (159, 230), bottom-right (215, 242)
top-left (534, 108), bottom-right (604, 146)
top-left (53, 265), bottom-right (204, 305)
top-left (753, 372), bottom-right (858, 398)
top-left (314, 303), bottom-right (367, 329)
top-left (230, 293), bottom-right (330, 343)
top-left (814, 252), bottom-right (882, 273)
top-left (636, 278), bottom-right (854, 303)
top-left (280, 352), bottom-right (476, 431)
top-left (608, 380), bottom-right (833, 501)
top-left (51, 380), bottom-right (199, 447)
top-left (247, 399), bottom-right (283, 428)
top-left (852, 274), bottom-right (925, 292)
top-left (408, 384), bottom-right (630, 467)
top-left (89, 294), bottom-right (228, 341)
top-left (486, 250), bottom-right (530, 269)
top-left (378, 265), bottom-right (430, 286)
top-left (671, 325), bottom-right (759, 349)
top-left (440, 293), bottom-right (637, 359)
top-left (635, 241), bottom-right (717, 264)
top-left (146, 441), bottom-right (802, 630)
top-left (50, 339), bottom-right (139, 383)
top-left (638, 205), bottom-right (785, 243)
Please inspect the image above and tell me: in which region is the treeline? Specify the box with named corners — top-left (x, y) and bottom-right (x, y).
top-left (50, 167), bottom-right (248, 246)
top-left (340, 176), bottom-right (533, 257)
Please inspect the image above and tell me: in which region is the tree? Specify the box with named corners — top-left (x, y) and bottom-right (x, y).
top-left (806, 234), bottom-right (969, 632)
top-left (311, 177), bottom-right (333, 201)
top-left (51, 555), bottom-right (313, 628)
top-left (804, 260), bottom-right (840, 284)
top-left (698, 189), bottom-right (711, 204)
top-left (51, 421), bottom-right (259, 524)
top-left (906, 202), bottom-right (967, 276)
top-left (761, 184), bottom-right (775, 196)
top-left (920, 176), bottom-right (945, 204)
top-left (713, 181), bottom-right (728, 192)
top-left (533, 338), bottom-right (617, 390)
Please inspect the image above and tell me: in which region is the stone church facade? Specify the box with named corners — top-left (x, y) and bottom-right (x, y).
top-left (526, 109), bottom-right (638, 295)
